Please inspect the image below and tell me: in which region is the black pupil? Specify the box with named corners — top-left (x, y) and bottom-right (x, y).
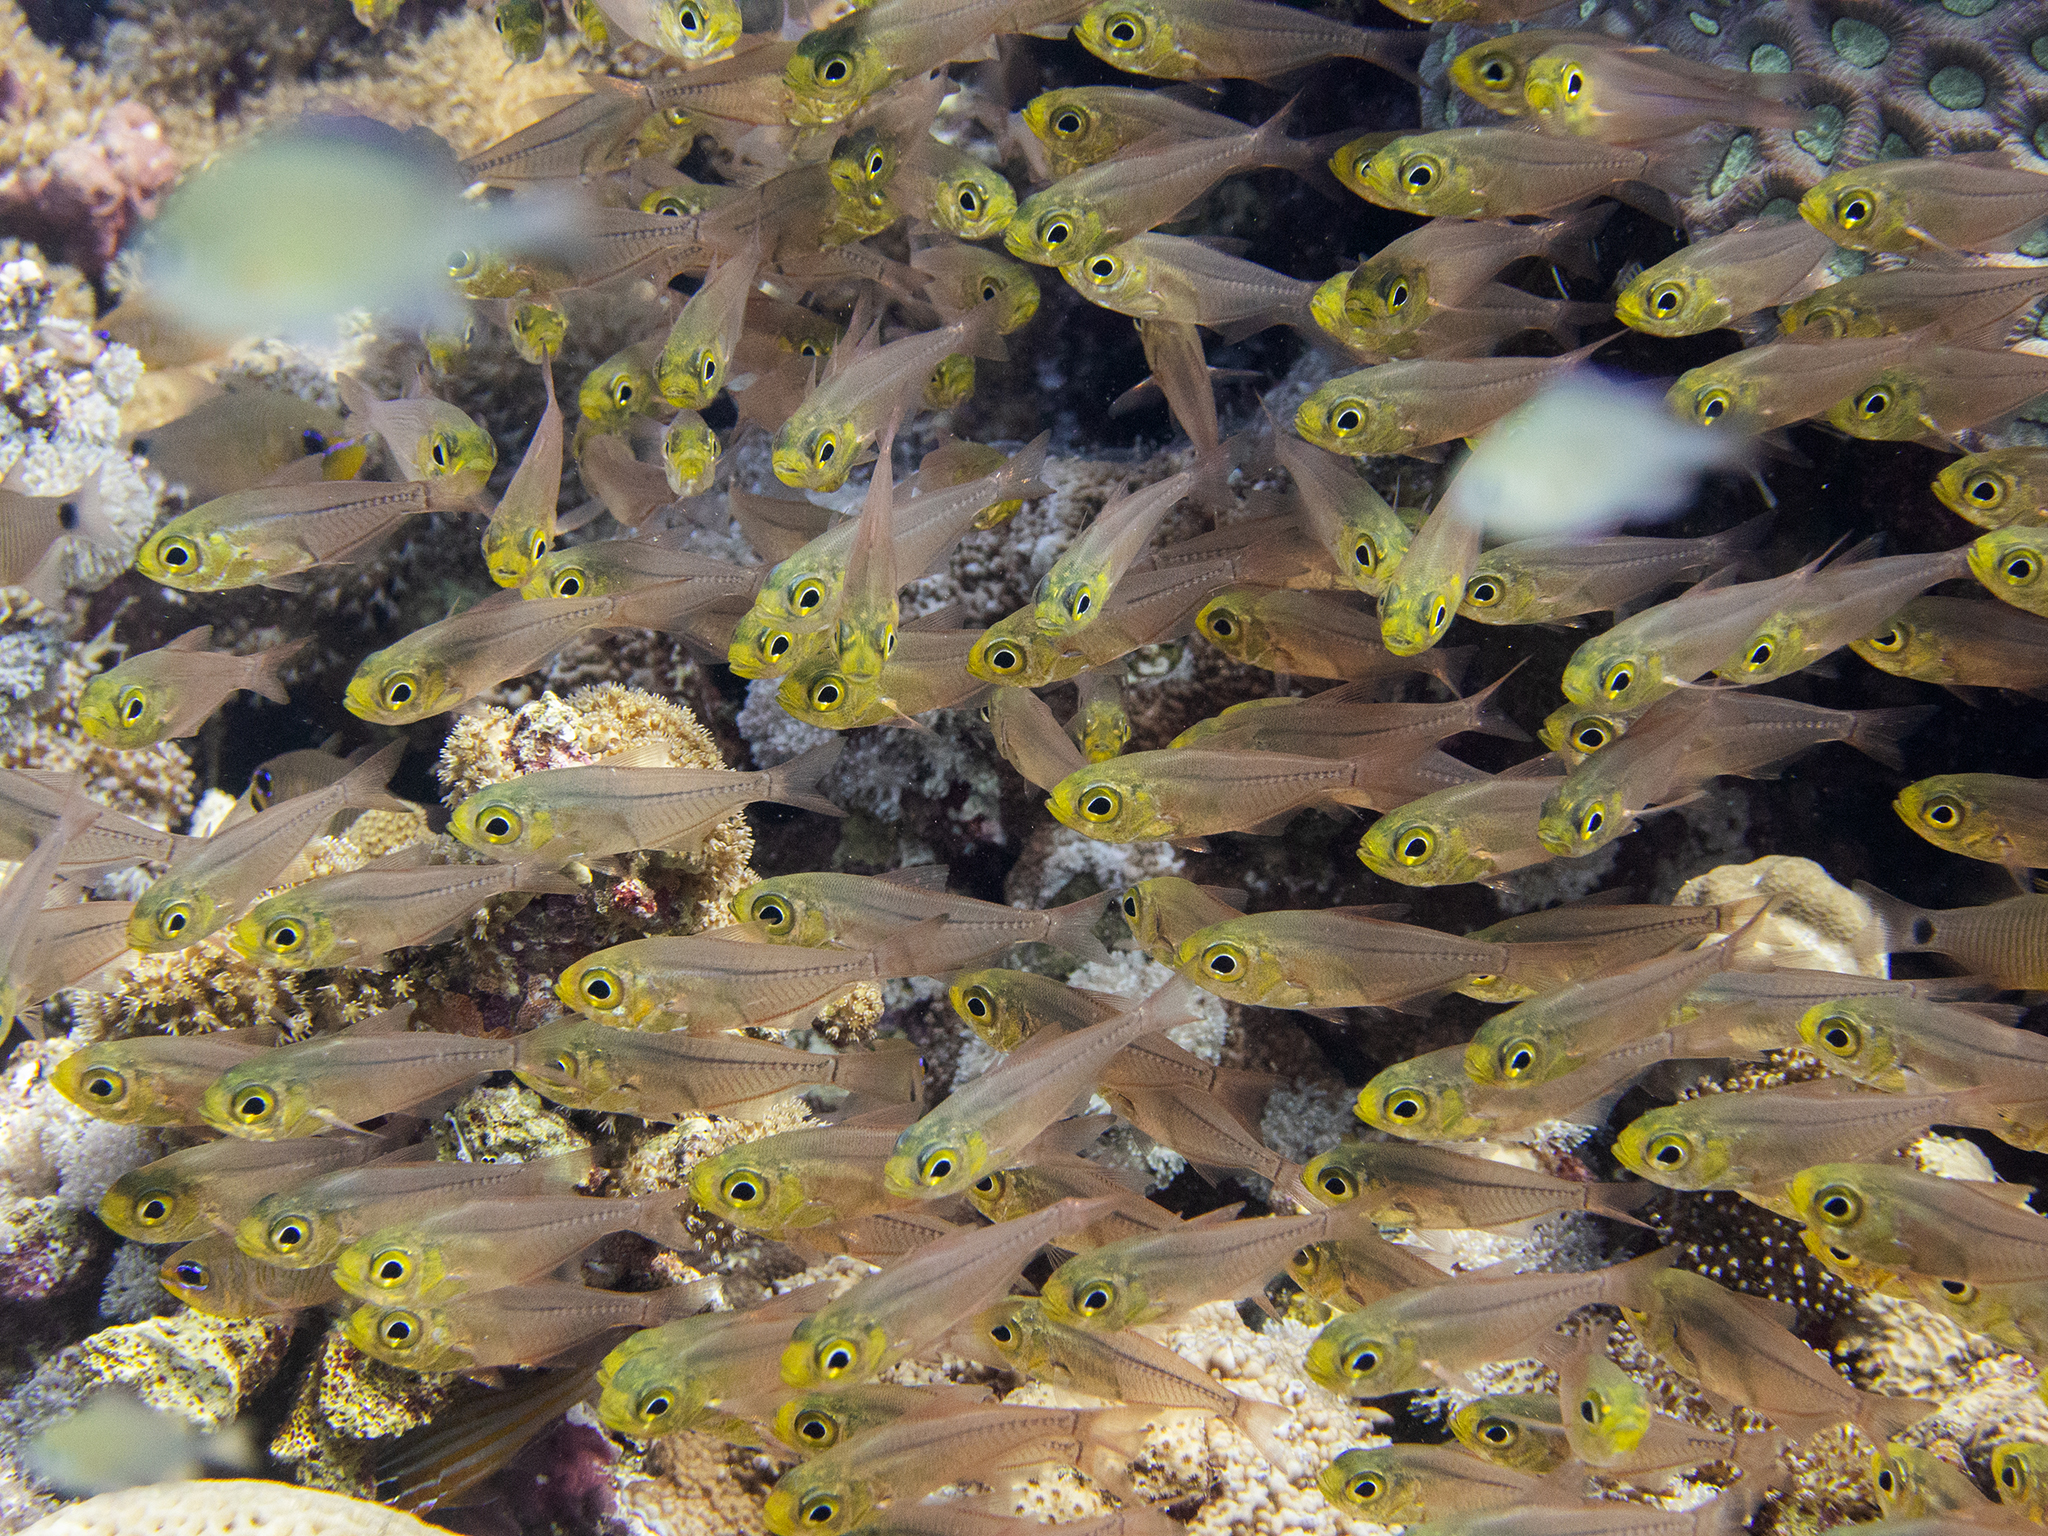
top-left (175, 1263), bottom-right (204, 1285)
top-left (1586, 811), bottom-right (1602, 833)
top-left (818, 685), bottom-right (840, 705)
top-left (591, 979), bottom-right (613, 1000)
top-left (1213, 617), bottom-right (1234, 636)
top-left (1972, 479), bottom-right (1998, 501)
top-left (1392, 1097), bottom-right (1418, 1119)
top-left (929, 1157), bottom-right (952, 1177)
top-left (1749, 643), bottom-right (1771, 666)
top-left (379, 1259), bottom-right (404, 1279)
top-left (142, 1199), bottom-right (167, 1220)
top-left (1657, 1143), bottom-right (1682, 1165)
top-left (1485, 1424), bottom-right (1509, 1443)
top-left (279, 1224), bottom-right (303, 1245)
top-left (1087, 797), bottom-right (1112, 815)
top-left (239, 1095), bottom-right (267, 1116)
top-left (2013, 557), bottom-right (2038, 581)
top-left (1581, 1400), bottom-right (1597, 1422)
top-left (391, 682), bottom-right (412, 703)
top-left (975, 1176), bottom-right (996, 1192)
top-left (1407, 164), bottom-right (1432, 188)
top-left (1472, 582), bottom-right (1495, 602)
top-left (1702, 399), bottom-right (1724, 420)
top-left (1084, 1290), bottom-right (1108, 1309)
top-left (1110, 19), bottom-right (1136, 40)
top-left (561, 576), bottom-right (582, 595)
top-left (823, 58), bottom-right (848, 81)
top-left (770, 637), bottom-right (790, 658)
top-left (166, 544), bottom-right (189, 565)
top-left (992, 1324), bottom-right (1013, 1342)
top-left (761, 904), bottom-right (786, 924)
top-left (730, 1181), bottom-right (757, 1202)
top-left (1824, 1196), bottom-right (1851, 1218)
top-left (1336, 409), bottom-right (1360, 432)
top-left (1656, 289), bottom-right (1677, 313)
top-left (968, 997), bottom-right (987, 1017)
top-left (1824, 1026), bottom-right (1851, 1049)
top-left (486, 816), bottom-right (511, 836)
top-left (826, 1348), bottom-right (851, 1369)
top-left (1091, 259), bottom-right (1114, 278)
top-left (1056, 111), bottom-right (1082, 133)
top-left (88, 1076), bottom-right (114, 1097)
top-left (1403, 836), bottom-right (1427, 859)
top-left (1321, 1174), bottom-right (1345, 1194)
top-left (1579, 728), bottom-right (1605, 749)
top-left (1484, 62), bottom-right (1507, 82)
top-left (993, 648), bottom-right (1015, 667)
top-left (1509, 1049), bottom-right (1532, 1071)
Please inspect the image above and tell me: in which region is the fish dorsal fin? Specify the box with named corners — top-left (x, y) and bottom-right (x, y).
top-left (1020, 1113), bottom-right (1117, 1159)
top-left (825, 1101), bottom-right (926, 1131)
top-left (1198, 885), bottom-right (1251, 912)
top-left (1499, 753), bottom-right (1572, 780)
top-left (360, 845), bottom-right (445, 871)
top-left (1178, 1202), bottom-right (1247, 1229)
top-left (876, 864), bottom-right (951, 892)
top-left (342, 1001), bottom-right (416, 1036)
top-left (163, 626), bottom-right (214, 652)
top-left (592, 742), bottom-right (675, 770)
top-left (1325, 903), bottom-right (1411, 922)
top-left (1958, 1177), bottom-right (2038, 1209)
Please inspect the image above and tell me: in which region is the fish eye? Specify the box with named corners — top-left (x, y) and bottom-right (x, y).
top-left (1053, 108), bottom-right (1085, 136)
top-left (675, 2), bottom-right (700, 29)
top-left (1205, 611), bottom-right (1237, 640)
top-left (957, 187), bottom-right (982, 215)
top-left (816, 1339), bottom-right (858, 1377)
top-left (156, 902), bottom-right (193, 938)
top-left (1574, 722), bottom-right (1611, 752)
top-left (1431, 600), bottom-right (1448, 631)
top-left (1401, 154), bottom-right (1442, 192)
top-left (1088, 256), bottom-right (1117, 281)
top-left (1120, 892), bottom-right (1140, 918)
top-left (477, 805), bottom-right (522, 844)
top-left (429, 433), bottom-right (453, 469)
top-left (1077, 1284), bottom-right (1114, 1316)
top-left (1854, 386), bottom-right (1892, 420)
top-left (700, 355), bottom-right (719, 384)
top-left (2004, 1459), bottom-right (2026, 1490)
top-left (792, 1408), bottom-right (836, 1443)
top-left (1346, 1346), bottom-right (1380, 1375)
top-left (638, 1388), bottom-right (675, 1421)
top-left (552, 570), bottom-right (586, 598)
top-left (808, 678), bottom-right (846, 711)
top-left (819, 53), bottom-right (852, 84)
top-left (80, 1067), bottom-right (125, 1102)
top-left (234, 1088), bottom-right (276, 1121)
top-left (814, 434), bottom-right (837, 465)
top-left (118, 688), bottom-right (148, 725)
top-left (252, 768), bottom-right (275, 805)
top-left (1480, 58), bottom-right (1511, 85)
top-left (1921, 795), bottom-right (1965, 830)
top-left (1966, 473), bottom-right (2006, 507)
top-left (767, 632), bottom-right (794, 660)
top-left (1395, 828), bottom-right (1434, 866)
top-left (865, 150), bottom-right (886, 177)
top-left (749, 896), bottom-right (794, 933)
top-left (136, 1194), bottom-right (173, 1225)
top-left (1198, 939), bottom-right (1248, 981)
top-left (1599, 662), bottom-right (1633, 700)
top-left (1867, 625), bottom-right (1905, 652)
top-left (2003, 549), bottom-right (2041, 585)
top-left (270, 1217), bottom-right (309, 1251)
top-left (1101, 11), bottom-right (1145, 45)
top-left (988, 1320), bottom-right (1016, 1345)
top-left (1649, 282), bottom-right (1685, 316)
top-left (1385, 1090), bottom-right (1427, 1122)
top-left (547, 1055), bottom-right (574, 1077)
top-left (960, 986), bottom-right (993, 1021)
top-left (528, 531), bottom-right (548, 561)
top-left (917, 1147), bottom-right (959, 1185)
top-left (379, 1311), bottom-right (421, 1349)
top-left (1317, 1168), bottom-right (1356, 1200)
top-left (974, 1173), bottom-right (1000, 1195)
top-left (1836, 191), bottom-right (1875, 228)
top-left (1466, 577), bottom-right (1501, 607)
top-left (802, 1496), bottom-right (840, 1526)
top-left (1071, 591), bottom-right (1093, 618)
top-left (610, 377), bottom-right (637, 407)
top-left (1744, 638), bottom-right (1774, 670)
top-left (1383, 277), bottom-right (1411, 311)
top-left (1332, 404), bottom-right (1364, 436)
top-left (171, 1260), bottom-right (208, 1289)
top-left (1564, 67), bottom-right (1584, 96)
top-left (262, 919), bottom-right (303, 954)
top-left (1579, 805), bottom-right (1605, 838)
top-left (985, 643), bottom-right (1021, 673)
top-left (1502, 1041), bottom-right (1539, 1078)
top-left (1941, 1279), bottom-right (1976, 1300)
top-left (1077, 785), bottom-right (1121, 822)
top-left (1043, 219), bottom-right (1072, 248)
top-left (1695, 389), bottom-right (1732, 425)
top-left (981, 281), bottom-right (1000, 301)
top-left (1351, 536), bottom-right (1380, 572)
top-left (1814, 1184), bottom-right (1863, 1225)
top-left (1646, 1132), bottom-right (1691, 1169)
top-left (579, 967), bottom-right (622, 1007)
top-left (1812, 1012), bottom-right (1861, 1055)
top-left (1480, 1418), bottom-right (1516, 1445)
top-left (381, 672), bottom-right (420, 709)
top-left (371, 1250), bottom-right (411, 1286)
top-left (1878, 1468), bottom-right (1897, 1494)
top-left (719, 1170), bottom-right (765, 1207)
top-left (1349, 1475), bottom-right (1383, 1502)
top-left (1580, 1394), bottom-right (1601, 1423)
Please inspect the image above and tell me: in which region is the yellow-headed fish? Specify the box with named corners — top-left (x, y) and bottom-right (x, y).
top-left (79, 628), bottom-right (307, 748)
top-left (1302, 1137), bottom-right (1651, 1230)
top-left (96, 1130), bottom-right (408, 1244)
top-left (783, 0), bottom-right (1089, 126)
top-left (732, 865), bottom-right (1111, 962)
top-left (1319, 1444), bottom-right (1553, 1525)
top-left (1360, 768), bottom-right (1558, 886)
top-left (200, 1018), bottom-right (515, 1139)
top-left (479, 363), bottom-right (565, 589)
top-left (346, 1277), bottom-right (717, 1372)
top-left (1788, 1159), bottom-right (2048, 1286)
top-left (1616, 217), bottom-right (1840, 337)
top-left (1522, 43), bottom-right (1817, 143)
top-left (50, 1031), bottom-right (271, 1127)
top-left (1296, 340), bottom-right (1606, 458)
top-left (1934, 448), bottom-right (2048, 529)
top-left (336, 376), bottom-right (496, 491)
top-left (1020, 84), bottom-right (1246, 176)
top-left (1336, 127), bottom-right (1692, 220)
top-left (159, 1235), bottom-right (342, 1318)
top-left (136, 477), bottom-right (460, 592)
top-left (1800, 154), bottom-right (2048, 254)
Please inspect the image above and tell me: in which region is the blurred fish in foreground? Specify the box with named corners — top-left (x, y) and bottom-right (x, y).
top-left (24, 1391), bottom-right (255, 1495)
top-left (136, 116), bottom-right (574, 340)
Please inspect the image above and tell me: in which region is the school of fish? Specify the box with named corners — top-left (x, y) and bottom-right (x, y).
top-left (26, 0), bottom-right (2048, 1528)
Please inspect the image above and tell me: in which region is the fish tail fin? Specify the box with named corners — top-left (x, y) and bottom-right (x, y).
top-left (1347, 25), bottom-right (1430, 85)
top-left (337, 374), bottom-right (379, 429)
top-left (247, 636), bottom-right (312, 704)
top-left (1857, 1390), bottom-right (1940, 1442)
top-left (1843, 705), bottom-right (1937, 771)
top-left (1043, 893), bottom-right (1115, 964)
top-left (950, 297), bottom-right (1009, 364)
top-left (648, 1274), bottom-right (725, 1323)
top-left (1007, 431), bottom-right (1053, 487)
top-left (509, 846), bottom-right (588, 897)
top-left (1705, 510), bottom-right (1776, 575)
top-left (1460, 671), bottom-right (1534, 742)
top-left (762, 739), bottom-right (845, 817)
top-left (831, 1036), bottom-right (925, 1107)
top-left (621, 1192), bottom-right (695, 1253)
top-left (1229, 1394), bottom-right (1295, 1469)
top-left (1542, 203), bottom-right (1617, 283)
top-left (334, 739), bottom-right (414, 816)
top-left (1585, 1180), bottom-right (1659, 1228)
top-left (1853, 880), bottom-right (1932, 953)
top-left (1425, 644), bottom-right (1476, 695)
top-left (1600, 1244), bottom-right (1681, 1311)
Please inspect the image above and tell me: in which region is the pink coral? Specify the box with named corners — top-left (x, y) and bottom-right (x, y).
top-left (0, 102), bottom-right (178, 275)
